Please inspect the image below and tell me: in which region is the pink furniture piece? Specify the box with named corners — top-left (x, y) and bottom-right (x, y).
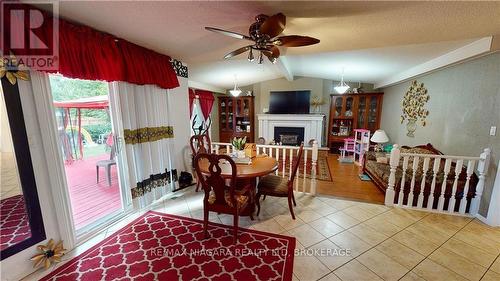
top-left (354, 129), bottom-right (371, 166)
top-left (339, 138), bottom-right (355, 160)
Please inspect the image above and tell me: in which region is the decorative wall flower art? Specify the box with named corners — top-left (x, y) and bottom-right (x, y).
top-left (0, 55), bottom-right (30, 85)
top-left (400, 80), bottom-right (429, 137)
top-left (30, 239), bottom-right (66, 269)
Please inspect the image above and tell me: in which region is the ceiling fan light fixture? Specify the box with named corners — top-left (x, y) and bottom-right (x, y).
top-left (248, 48), bottom-right (254, 62)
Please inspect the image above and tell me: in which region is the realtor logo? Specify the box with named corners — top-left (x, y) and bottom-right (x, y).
top-left (1, 1), bottom-right (59, 71)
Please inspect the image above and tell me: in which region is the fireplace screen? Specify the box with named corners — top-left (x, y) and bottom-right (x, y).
top-left (280, 134), bottom-right (299, 145)
top-left (274, 127), bottom-right (304, 146)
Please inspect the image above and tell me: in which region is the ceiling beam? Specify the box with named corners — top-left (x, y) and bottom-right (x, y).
top-left (275, 56), bottom-right (294, 81)
top-left (375, 37), bottom-right (494, 89)
top-left (188, 80), bottom-right (226, 94)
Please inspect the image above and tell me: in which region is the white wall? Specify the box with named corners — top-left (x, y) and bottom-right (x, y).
top-left (0, 90), bottom-right (13, 153)
top-left (0, 80), bottom-right (61, 281)
top-left (168, 77), bottom-right (190, 173)
top-left (380, 52), bottom-right (500, 216)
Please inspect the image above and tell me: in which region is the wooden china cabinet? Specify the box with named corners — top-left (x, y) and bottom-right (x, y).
top-left (218, 96), bottom-right (255, 143)
top-left (328, 93), bottom-right (383, 153)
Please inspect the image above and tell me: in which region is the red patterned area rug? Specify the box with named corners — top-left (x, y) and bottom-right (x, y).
top-left (277, 151), bottom-right (332, 181)
top-left (40, 211), bottom-right (296, 281)
top-left (0, 195), bottom-right (31, 251)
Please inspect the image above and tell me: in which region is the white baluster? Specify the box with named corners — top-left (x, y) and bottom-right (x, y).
top-left (226, 144), bottom-right (231, 154)
top-left (303, 149), bottom-right (308, 192)
top-left (295, 148), bottom-right (300, 191)
top-left (470, 148), bottom-right (491, 215)
top-left (311, 141), bottom-right (318, 195)
top-left (275, 148), bottom-right (280, 175)
top-left (269, 146), bottom-right (273, 158)
top-left (408, 156), bottom-right (419, 207)
top-left (417, 157), bottom-right (430, 208)
top-left (437, 159), bottom-right (452, 211)
top-left (459, 160), bottom-right (475, 214)
top-left (398, 156), bottom-right (409, 206)
top-left (427, 158), bottom-right (441, 211)
top-left (289, 148), bottom-right (293, 181)
top-left (385, 144), bottom-right (400, 206)
top-left (282, 148), bottom-right (286, 178)
top-left (215, 144), bottom-right (220, 155)
top-left (448, 159), bottom-right (463, 213)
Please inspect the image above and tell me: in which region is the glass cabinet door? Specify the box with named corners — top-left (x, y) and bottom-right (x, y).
top-left (367, 96), bottom-right (378, 131)
top-left (220, 98), bottom-right (226, 130)
top-left (344, 97), bottom-right (354, 117)
top-left (243, 98), bottom-right (250, 116)
top-left (334, 97), bottom-right (342, 117)
top-left (357, 96), bottom-right (366, 128)
top-left (236, 99), bottom-right (241, 115)
top-left (227, 99), bottom-right (233, 130)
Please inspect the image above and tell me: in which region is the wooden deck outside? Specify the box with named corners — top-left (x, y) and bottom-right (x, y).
top-left (65, 154), bottom-right (122, 229)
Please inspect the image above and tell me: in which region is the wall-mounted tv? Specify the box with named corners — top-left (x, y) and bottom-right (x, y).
top-left (269, 90), bottom-right (310, 114)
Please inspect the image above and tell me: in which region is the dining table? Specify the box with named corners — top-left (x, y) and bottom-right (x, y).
top-left (197, 155), bottom-right (278, 216)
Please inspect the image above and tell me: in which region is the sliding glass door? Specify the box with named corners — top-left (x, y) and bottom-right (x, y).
top-left (48, 74), bottom-right (130, 236)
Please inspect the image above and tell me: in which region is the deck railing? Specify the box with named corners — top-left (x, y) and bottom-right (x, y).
top-left (210, 141), bottom-right (319, 195)
top-left (385, 144), bottom-right (491, 216)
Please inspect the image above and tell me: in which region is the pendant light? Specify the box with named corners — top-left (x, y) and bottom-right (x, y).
top-left (258, 52), bottom-right (264, 64)
top-left (229, 75), bottom-right (242, 97)
top-left (334, 68), bottom-right (350, 94)
top-left (247, 48), bottom-right (255, 62)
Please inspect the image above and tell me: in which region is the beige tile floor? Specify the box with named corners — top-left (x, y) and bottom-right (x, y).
top-left (25, 187), bottom-right (500, 281)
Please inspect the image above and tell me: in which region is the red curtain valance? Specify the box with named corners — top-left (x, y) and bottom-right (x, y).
top-left (3, 4), bottom-right (179, 89)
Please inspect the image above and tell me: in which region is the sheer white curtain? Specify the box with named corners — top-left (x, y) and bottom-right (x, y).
top-left (110, 81), bottom-right (178, 209)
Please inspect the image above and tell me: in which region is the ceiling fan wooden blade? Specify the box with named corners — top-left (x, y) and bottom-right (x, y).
top-left (273, 35), bottom-right (320, 47)
top-left (205, 27), bottom-right (251, 40)
top-left (259, 13), bottom-right (286, 38)
top-left (263, 46), bottom-right (280, 58)
top-left (223, 45), bottom-right (252, 59)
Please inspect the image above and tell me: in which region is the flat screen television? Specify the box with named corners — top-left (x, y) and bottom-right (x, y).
top-left (269, 90), bottom-right (310, 114)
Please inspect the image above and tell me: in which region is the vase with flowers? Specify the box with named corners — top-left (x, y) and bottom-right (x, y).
top-left (232, 136), bottom-right (247, 158)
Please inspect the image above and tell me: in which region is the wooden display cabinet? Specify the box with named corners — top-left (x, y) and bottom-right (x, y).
top-left (218, 96), bottom-right (255, 143)
top-left (328, 93), bottom-right (383, 153)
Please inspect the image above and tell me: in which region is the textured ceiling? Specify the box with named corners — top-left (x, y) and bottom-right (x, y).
top-left (45, 1), bottom-right (500, 88)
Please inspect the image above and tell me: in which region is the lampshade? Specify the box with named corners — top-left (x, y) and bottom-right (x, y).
top-left (370, 130), bottom-right (389, 143)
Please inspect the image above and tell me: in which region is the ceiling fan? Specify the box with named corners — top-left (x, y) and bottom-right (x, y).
top-left (205, 13), bottom-right (320, 64)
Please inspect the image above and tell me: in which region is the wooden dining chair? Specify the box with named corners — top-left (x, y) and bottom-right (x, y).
top-left (190, 134), bottom-right (211, 191)
top-left (256, 144), bottom-right (304, 219)
top-left (193, 153), bottom-right (249, 243)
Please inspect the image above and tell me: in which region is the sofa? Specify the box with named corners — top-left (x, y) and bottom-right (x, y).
top-left (363, 144), bottom-right (478, 211)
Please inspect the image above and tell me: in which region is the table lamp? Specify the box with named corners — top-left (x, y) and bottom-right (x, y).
top-left (370, 130), bottom-right (389, 152)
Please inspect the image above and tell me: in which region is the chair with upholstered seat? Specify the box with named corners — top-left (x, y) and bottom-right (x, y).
top-left (190, 134), bottom-right (211, 192)
top-left (256, 144), bottom-right (303, 219)
top-left (193, 153), bottom-right (247, 243)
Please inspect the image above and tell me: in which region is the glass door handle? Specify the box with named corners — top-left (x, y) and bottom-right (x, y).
top-left (114, 135), bottom-right (124, 154)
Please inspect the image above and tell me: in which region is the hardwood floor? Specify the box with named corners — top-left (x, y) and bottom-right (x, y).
top-left (315, 154), bottom-right (385, 204)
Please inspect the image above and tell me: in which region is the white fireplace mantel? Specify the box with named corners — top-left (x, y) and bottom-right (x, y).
top-left (257, 114), bottom-right (325, 145)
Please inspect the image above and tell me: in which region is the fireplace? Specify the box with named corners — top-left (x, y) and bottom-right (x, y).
top-left (274, 127), bottom-right (305, 146)
top-left (257, 114), bottom-right (325, 146)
